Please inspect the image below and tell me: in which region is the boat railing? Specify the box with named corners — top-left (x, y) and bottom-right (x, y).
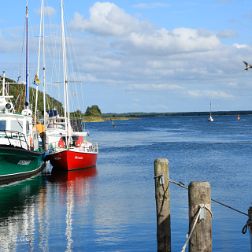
top-left (48, 140), bottom-right (98, 153)
top-left (0, 130), bottom-right (28, 148)
top-left (86, 143), bottom-right (98, 153)
top-left (77, 142), bottom-right (98, 153)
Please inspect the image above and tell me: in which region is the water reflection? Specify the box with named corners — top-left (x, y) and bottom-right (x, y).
top-left (48, 168), bottom-right (97, 202)
top-left (0, 175), bottom-right (44, 251)
top-left (48, 167), bottom-right (97, 183)
top-left (0, 167), bottom-right (97, 251)
top-left (47, 167), bottom-right (97, 251)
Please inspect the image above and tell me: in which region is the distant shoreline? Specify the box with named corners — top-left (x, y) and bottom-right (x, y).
top-left (102, 110), bottom-right (252, 117)
top-left (83, 110), bottom-right (252, 122)
top-left (83, 116), bottom-right (133, 122)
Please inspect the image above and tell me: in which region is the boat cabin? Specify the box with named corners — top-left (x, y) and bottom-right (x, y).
top-left (0, 106), bottom-right (34, 149)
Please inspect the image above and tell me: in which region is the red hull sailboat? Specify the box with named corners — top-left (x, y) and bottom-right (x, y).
top-left (49, 148), bottom-right (97, 171)
top-left (45, 113), bottom-right (98, 170)
top-left (45, 0), bottom-right (98, 171)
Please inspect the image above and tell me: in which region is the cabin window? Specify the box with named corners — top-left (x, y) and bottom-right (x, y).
top-left (10, 120), bottom-right (23, 133)
top-left (0, 120), bottom-right (6, 131)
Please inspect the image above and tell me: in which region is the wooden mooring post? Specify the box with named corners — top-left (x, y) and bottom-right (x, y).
top-left (248, 207), bottom-right (252, 251)
top-left (188, 182), bottom-right (212, 252)
top-left (154, 158), bottom-right (171, 252)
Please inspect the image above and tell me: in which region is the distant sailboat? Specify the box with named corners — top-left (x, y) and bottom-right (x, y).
top-left (208, 114), bottom-right (214, 122)
top-left (208, 101), bottom-right (214, 122)
top-left (237, 114), bottom-right (240, 121)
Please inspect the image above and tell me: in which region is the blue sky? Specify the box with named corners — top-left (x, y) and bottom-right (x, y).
top-left (1, 1), bottom-right (252, 113)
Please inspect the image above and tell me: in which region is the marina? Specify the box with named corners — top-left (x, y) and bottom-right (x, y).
top-left (0, 115), bottom-right (251, 251)
top-left (1, 1), bottom-right (252, 251)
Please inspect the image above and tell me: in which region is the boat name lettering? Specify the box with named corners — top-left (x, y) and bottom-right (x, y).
top-left (75, 156), bottom-right (83, 160)
top-left (18, 160), bottom-right (31, 165)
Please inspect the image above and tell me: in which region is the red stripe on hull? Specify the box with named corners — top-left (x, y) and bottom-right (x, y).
top-left (48, 150), bottom-right (97, 171)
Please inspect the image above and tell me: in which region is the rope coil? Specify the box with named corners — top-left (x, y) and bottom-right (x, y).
top-left (242, 217), bottom-right (252, 234)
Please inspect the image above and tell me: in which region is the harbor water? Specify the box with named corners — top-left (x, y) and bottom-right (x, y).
top-left (0, 115), bottom-right (252, 251)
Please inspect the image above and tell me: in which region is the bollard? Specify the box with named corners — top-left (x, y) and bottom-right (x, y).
top-left (154, 158), bottom-right (171, 252)
top-left (248, 207), bottom-right (252, 251)
top-left (188, 182), bottom-right (212, 252)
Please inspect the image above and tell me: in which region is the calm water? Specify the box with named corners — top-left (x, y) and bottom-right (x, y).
top-left (0, 115), bottom-right (252, 251)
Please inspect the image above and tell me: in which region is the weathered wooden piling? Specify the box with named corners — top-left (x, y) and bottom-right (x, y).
top-left (248, 207), bottom-right (252, 250)
top-left (188, 182), bottom-right (212, 252)
top-left (154, 158), bottom-right (171, 252)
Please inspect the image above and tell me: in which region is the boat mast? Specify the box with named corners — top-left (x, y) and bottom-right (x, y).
top-left (60, 0), bottom-right (70, 148)
top-left (43, 44), bottom-right (46, 128)
top-left (41, 0), bottom-right (46, 127)
top-left (25, 0), bottom-right (29, 108)
top-left (34, 0), bottom-right (44, 123)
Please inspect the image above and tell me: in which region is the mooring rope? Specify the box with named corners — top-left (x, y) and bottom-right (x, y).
top-left (169, 179), bottom-right (188, 190)
top-left (242, 209), bottom-right (252, 234)
top-left (181, 205), bottom-right (208, 252)
top-left (211, 198), bottom-right (248, 217)
top-left (168, 178), bottom-right (248, 217)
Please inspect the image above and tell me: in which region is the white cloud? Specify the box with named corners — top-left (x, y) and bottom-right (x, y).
top-left (127, 83), bottom-right (183, 91)
top-left (187, 90), bottom-right (234, 98)
top-left (127, 28), bottom-right (220, 54)
top-left (70, 2), bottom-right (150, 36)
top-left (217, 29), bottom-right (236, 39)
top-left (70, 3), bottom-right (220, 55)
top-left (36, 6), bottom-right (55, 16)
top-left (233, 43), bottom-right (248, 49)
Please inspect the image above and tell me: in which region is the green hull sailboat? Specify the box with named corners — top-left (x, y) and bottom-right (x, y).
top-left (0, 145), bottom-right (44, 185)
top-left (0, 72), bottom-right (45, 185)
top-left (0, 3), bottom-right (44, 185)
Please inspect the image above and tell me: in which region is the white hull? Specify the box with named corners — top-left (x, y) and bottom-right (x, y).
top-left (208, 116), bottom-right (214, 122)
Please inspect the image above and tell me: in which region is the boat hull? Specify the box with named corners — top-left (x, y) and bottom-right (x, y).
top-left (47, 149), bottom-right (97, 171)
top-left (0, 145), bottom-right (45, 185)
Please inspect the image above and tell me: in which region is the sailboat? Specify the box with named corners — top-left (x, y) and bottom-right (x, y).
top-left (46, 0), bottom-right (98, 171)
top-left (0, 3), bottom-right (44, 185)
top-left (208, 101), bottom-right (214, 122)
